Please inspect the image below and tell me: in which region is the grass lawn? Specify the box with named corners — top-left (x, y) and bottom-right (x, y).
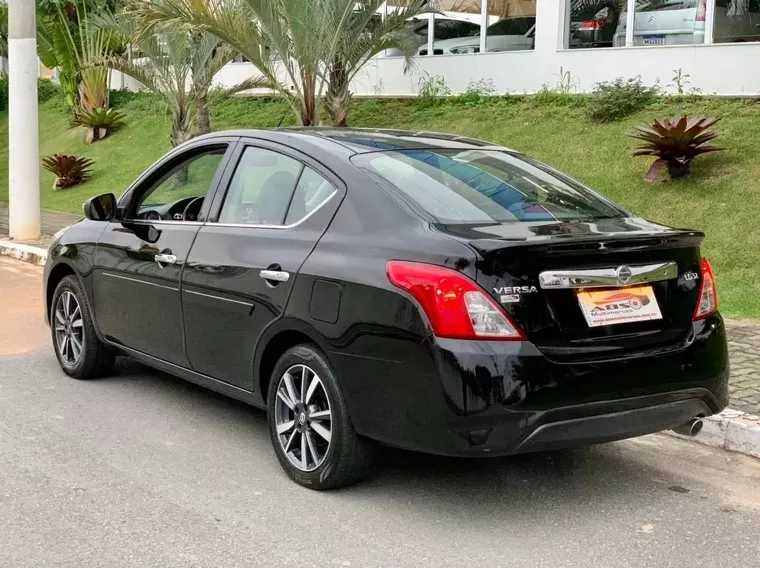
top-left (0, 93), bottom-right (758, 319)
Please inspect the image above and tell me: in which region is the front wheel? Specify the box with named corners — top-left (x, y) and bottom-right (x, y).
top-left (51, 275), bottom-right (114, 379)
top-left (267, 345), bottom-right (374, 490)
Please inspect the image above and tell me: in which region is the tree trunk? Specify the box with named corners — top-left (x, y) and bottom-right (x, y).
top-left (300, 69), bottom-right (319, 126)
top-left (325, 60), bottom-right (350, 127)
top-left (171, 107), bottom-right (193, 186)
top-left (195, 89), bottom-right (211, 136)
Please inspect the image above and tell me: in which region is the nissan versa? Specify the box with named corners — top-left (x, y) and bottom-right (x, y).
top-left (44, 128), bottom-right (729, 489)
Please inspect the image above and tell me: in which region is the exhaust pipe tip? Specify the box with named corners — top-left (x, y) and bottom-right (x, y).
top-left (672, 418), bottom-right (704, 437)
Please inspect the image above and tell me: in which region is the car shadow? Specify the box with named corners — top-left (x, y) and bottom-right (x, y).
top-left (97, 356), bottom-right (694, 519)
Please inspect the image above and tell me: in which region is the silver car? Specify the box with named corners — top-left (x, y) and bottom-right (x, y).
top-left (419, 16), bottom-right (536, 55)
top-left (614, 0), bottom-right (760, 46)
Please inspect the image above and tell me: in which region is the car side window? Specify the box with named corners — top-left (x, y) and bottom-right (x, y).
top-left (135, 150), bottom-right (226, 217)
top-left (218, 147), bottom-right (303, 226)
top-left (284, 167), bottom-right (336, 225)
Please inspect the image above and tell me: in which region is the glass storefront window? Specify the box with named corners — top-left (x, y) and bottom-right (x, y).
top-left (567, 0), bottom-right (626, 48)
top-left (714, 0), bottom-right (760, 43)
top-left (414, 0), bottom-right (535, 55)
top-left (623, 0), bottom-right (707, 47)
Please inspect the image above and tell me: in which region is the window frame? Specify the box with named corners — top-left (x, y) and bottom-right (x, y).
top-left (205, 138), bottom-right (344, 230)
top-left (116, 137), bottom-right (238, 225)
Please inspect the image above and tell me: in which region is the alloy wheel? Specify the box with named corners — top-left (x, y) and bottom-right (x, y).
top-left (54, 291), bottom-right (84, 366)
top-left (273, 364), bottom-right (332, 472)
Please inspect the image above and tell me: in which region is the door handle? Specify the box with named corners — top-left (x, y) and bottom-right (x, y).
top-left (259, 269), bottom-right (290, 283)
top-left (155, 253), bottom-right (177, 266)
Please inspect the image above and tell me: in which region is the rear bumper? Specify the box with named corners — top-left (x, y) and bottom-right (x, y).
top-left (335, 315), bottom-right (728, 457)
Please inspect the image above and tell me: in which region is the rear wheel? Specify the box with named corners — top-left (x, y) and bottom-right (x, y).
top-left (267, 345), bottom-right (374, 489)
top-left (51, 275), bottom-right (114, 379)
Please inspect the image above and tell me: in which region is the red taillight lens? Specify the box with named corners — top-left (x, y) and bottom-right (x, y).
top-left (579, 19), bottom-right (606, 30)
top-left (696, 0), bottom-right (707, 21)
top-left (693, 258), bottom-right (718, 320)
top-left (386, 261), bottom-right (526, 341)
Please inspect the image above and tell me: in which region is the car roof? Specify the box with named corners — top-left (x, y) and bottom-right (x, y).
top-left (194, 127), bottom-right (514, 155)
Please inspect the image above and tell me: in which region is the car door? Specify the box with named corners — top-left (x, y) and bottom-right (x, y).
top-left (92, 139), bottom-right (236, 366)
top-left (180, 140), bottom-right (343, 390)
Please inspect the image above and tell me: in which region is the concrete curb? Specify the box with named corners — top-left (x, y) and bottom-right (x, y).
top-left (0, 240), bottom-right (47, 266)
top-left (664, 408), bottom-right (760, 460)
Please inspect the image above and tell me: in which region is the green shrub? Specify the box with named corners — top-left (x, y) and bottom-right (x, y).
top-left (0, 78), bottom-right (62, 110)
top-left (74, 108), bottom-right (127, 144)
top-left (37, 79), bottom-right (61, 103)
top-left (585, 77), bottom-right (660, 122)
top-left (0, 73), bottom-right (7, 112)
top-left (417, 72), bottom-right (451, 107)
top-left (453, 79), bottom-right (498, 107)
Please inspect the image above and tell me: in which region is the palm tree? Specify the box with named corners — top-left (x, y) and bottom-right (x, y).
top-left (127, 0), bottom-right (422, 126)
top-left (37, 0), bottom-right (125, 116)
top-left (125, 0), bottom-right (340, 126)
top-left (95, 11), bottom-right (265, 145)
top-left (326, 1), bottom-right (432, 126)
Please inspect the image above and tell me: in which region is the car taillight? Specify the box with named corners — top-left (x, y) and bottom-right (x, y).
top-left (386, 261), bottom-right (526, 341)
top-left (696, 0), bottom-right (707, 21)
top-left (579, 19), bottom-right (607, 30)
top-left (693, 258), bottom-right (718, 320)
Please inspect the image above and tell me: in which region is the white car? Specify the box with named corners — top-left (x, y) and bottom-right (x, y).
top-left (613, 0), bottom-right (760, 46)
top-left (419, 16), bottom-right (536, 55)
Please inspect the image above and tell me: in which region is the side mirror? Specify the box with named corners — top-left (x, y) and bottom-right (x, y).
top-left (83, 193), bottom-right (117, 221)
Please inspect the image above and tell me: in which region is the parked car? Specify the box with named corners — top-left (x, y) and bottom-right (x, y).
top-left (613, 0), bottom-right (760, 46)
top-left (419, 16), bottom-right (536, 54)
top-left (378, 15), bottom-right (480, 57)
top-left (569, 0), bottom-right (623, 48)
top-left (45, 128), bottom-right (728, 489)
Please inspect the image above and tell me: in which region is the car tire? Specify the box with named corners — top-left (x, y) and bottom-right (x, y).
top-left (51, 275), bottom-right (115, 380)
top-left (267, 344), bottom-right (375, 490)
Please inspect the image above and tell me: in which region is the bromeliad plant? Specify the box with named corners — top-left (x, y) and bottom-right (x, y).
top-left (74, 107), bottom-right (126, 143)
top-left (628, 115), bottom-right (722, 182)
top-left (42, 154), bottom-right (95, 189)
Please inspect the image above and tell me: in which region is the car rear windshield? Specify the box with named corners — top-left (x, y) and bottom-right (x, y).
top-left (352, 149), bottom-right (625, 224)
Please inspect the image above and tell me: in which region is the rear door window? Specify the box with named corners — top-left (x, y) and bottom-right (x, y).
top-left (218, 147), bottom-right (302, 226)
top-left (352, 149), bottom-right (624, 224)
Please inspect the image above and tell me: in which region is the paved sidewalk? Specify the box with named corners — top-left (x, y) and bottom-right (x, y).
top-left (725, 321), bottom-right (760, 416)
top-left (0, 203), bottom-right (80, 247)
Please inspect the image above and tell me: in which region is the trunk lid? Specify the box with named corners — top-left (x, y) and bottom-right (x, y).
top-left (442, 217), bottom-right (705, 362)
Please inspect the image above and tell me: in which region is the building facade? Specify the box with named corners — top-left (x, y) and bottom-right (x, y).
top-left (216, 0), bottom-right (760, 97)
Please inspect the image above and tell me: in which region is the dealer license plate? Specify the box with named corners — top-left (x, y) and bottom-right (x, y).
top-left (643, 35), bottom-right (666, 45)
top-left (577, 286), bottom-right (663, 328)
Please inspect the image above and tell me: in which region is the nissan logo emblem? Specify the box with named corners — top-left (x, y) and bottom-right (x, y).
top-left (616, 265), bottom-right (633, 286)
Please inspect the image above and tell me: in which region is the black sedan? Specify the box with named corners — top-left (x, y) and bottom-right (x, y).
top-left (44, 128), bottom-right (729, 489)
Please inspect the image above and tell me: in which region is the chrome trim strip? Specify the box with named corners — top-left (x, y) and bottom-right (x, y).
top-left (211, 189), bottom-right (338, 230)
top-left (121, 220), bottom-right (204, 226)
top-left (102, 272), bottom-right (178, 291)
top-left (539, 262), bottom-right (678, 290)
top-left (184, 289), bottom-right (254, 307)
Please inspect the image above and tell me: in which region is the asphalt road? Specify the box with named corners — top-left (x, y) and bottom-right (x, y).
top-left (2, 258), bottom-right (760, 567)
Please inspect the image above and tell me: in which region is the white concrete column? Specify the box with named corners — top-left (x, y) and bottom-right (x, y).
top-left (479, 0), bottom-right (488, 54)
top-left (427, 11), bottom-right (435, 56)
top-left (705, 0), bottom-right (716, 44)
top-left (625, 0), bottom-right (635, 46)
top-left (533, 0), bottom-right (562, 53)
top-left (8, 0), bottom-right (40, 241)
